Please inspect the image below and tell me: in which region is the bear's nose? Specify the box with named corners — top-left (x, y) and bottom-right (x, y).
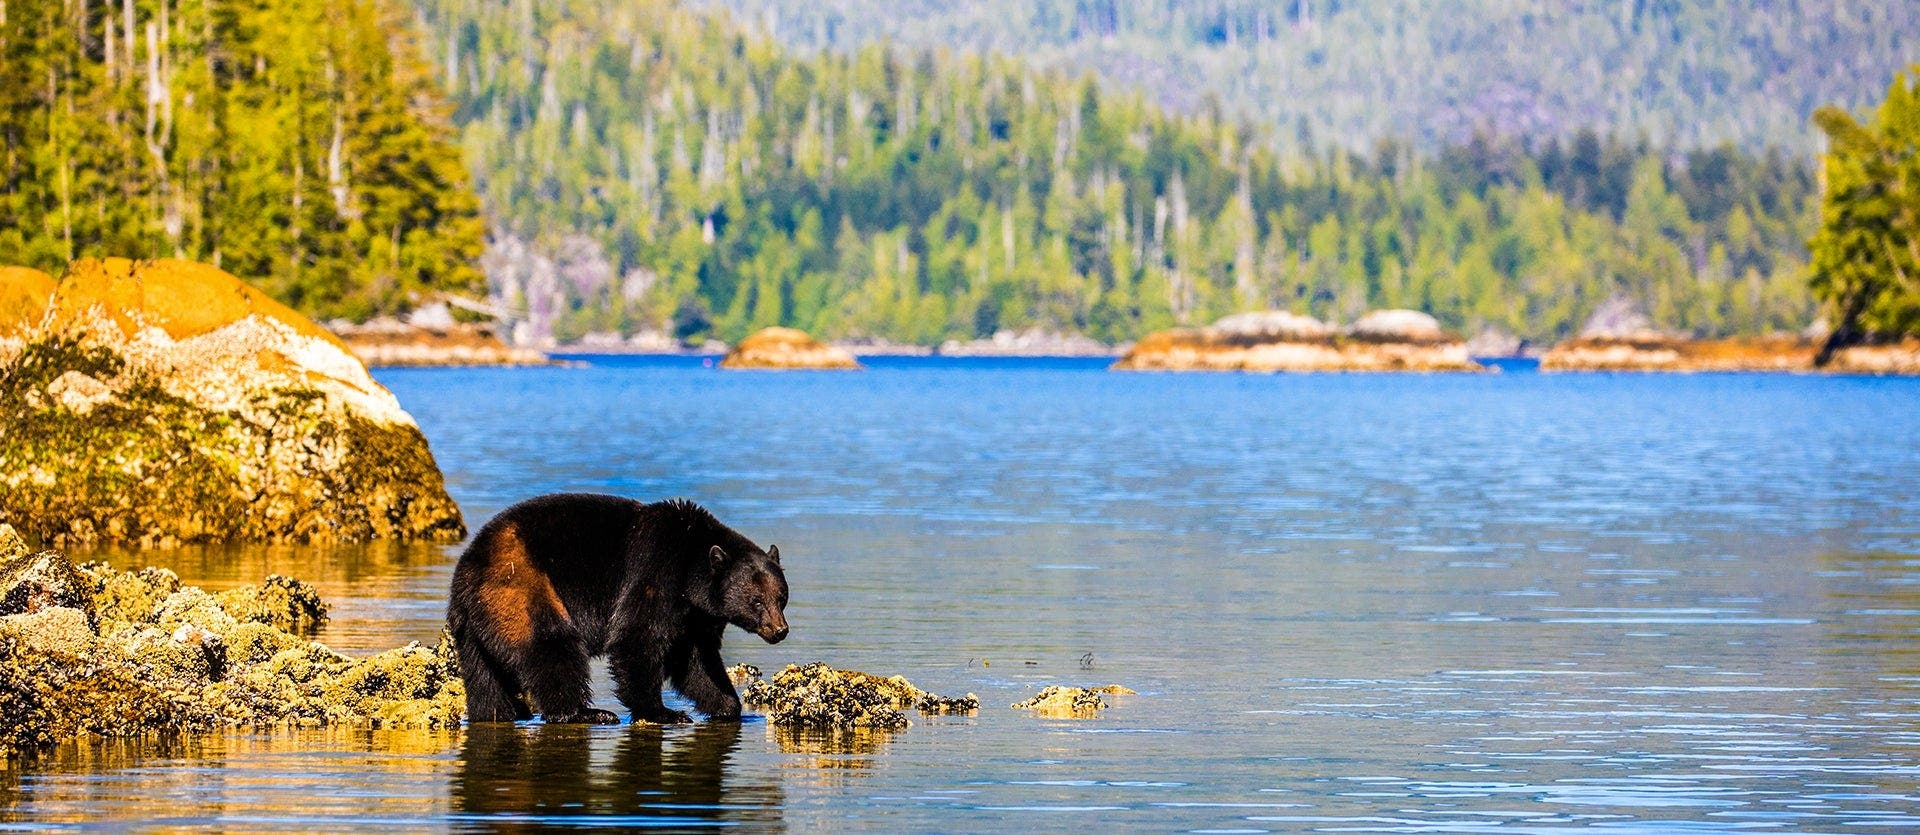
top-left (762, 625), bottom-right (788, 644)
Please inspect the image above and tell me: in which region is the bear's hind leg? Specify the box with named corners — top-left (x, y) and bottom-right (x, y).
top-left (455, 627), bottom-right (532, 722)
top-left (524, 628), bottom-right (618, 725)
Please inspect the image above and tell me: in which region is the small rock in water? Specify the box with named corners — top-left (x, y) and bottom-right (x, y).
top-left (726, 663), bottom-right (760, 685)
top-left (1011, 685), bottom-right (1131, 716)
top-left (740, 662), bottom-right (979, 730)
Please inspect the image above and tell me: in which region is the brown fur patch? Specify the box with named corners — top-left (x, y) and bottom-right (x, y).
top-left (478, 522), bottom-right (569, 647)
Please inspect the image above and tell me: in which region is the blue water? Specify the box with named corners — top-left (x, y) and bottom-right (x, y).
top-left (10, 358), bottom-right (1920, 832)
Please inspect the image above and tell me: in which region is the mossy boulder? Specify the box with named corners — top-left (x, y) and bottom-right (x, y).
top-left (720, 327), bottom-right (861, 370)
top-left (0, 257), bottom-right (464, 548)
top-left (0, 541), bottom-right (464, 759)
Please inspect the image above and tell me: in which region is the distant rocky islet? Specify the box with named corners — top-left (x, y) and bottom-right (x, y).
top-left (1113, 309), bottom-right (1484, 372)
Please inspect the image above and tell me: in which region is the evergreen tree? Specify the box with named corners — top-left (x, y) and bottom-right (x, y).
top-left (1810, 68), bottom-right (1920, 362)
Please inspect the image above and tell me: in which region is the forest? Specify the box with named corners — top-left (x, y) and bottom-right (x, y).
top-left (414, 0), bottom-right (1818, 345)
top-left (704, 0), bottom-right (1920, 156)
top-left (7, 0), bottom-right (1912, 346)
top-left (1, 0), bottom-right (484, 321)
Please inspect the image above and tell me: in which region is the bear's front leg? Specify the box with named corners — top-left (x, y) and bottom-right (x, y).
top-left (609, 633), bottom-right (692, 724)
top-left (671, 639), bottom-right (742, 720)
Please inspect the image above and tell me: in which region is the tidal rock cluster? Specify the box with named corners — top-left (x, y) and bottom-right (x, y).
top-left (719, 327), bottom-right (861, 370)
top-left (1010, 684), bottom-right (1136, 717)
top-left (0, 526), bottom-right (464, 759)
top-left (1113, 310), bottom-right (1481, 372)
top-left (0, 258), bottom-right (464, 548)
top-left (739, 662), bottom-right (978, 730)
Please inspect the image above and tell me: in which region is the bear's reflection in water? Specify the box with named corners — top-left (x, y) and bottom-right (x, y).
top-left (453, 721), bottom-right (783, 829)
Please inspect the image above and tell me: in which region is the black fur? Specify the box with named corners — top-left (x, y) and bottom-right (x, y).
top-left (447, 493), bottom-right (789, 724)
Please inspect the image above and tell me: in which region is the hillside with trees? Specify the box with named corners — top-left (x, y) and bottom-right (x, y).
top-left (412, 0), bottom-right (1818, 346)
top-left (703, 0), bottom-right (1919, 156)
top-left (1, 0), bottom-right (485, 321)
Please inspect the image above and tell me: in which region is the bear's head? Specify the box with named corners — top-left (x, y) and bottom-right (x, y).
top-left (710, 544), bottom-right (789, 644)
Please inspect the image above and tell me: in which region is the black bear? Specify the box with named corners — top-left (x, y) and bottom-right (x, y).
top-left (447, 493), bottom-right (789, 724)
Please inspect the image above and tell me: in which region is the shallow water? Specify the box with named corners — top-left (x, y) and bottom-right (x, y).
top-left (8, 358), bottom-right (1920, 832)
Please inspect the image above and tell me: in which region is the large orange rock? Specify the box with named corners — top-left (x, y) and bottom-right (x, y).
top-left (48, 258), bottom-right (346, 348)
top-left (1113, 310), bottom-right (1481, 372)
top-left (720, 327), bottom-right (861, 370)
top-left (0, 266), bottom-right (57, 337)
top-left (0, 258), bottom-right (464, 548)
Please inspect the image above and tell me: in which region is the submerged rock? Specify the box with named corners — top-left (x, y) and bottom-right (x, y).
top-left (0, 541), bottom-right (462, 759)
top-left (1011, 685), bottom-right (1129, 717)
top-left (1113, 309), bottom-right (1481, 372)
top-left (720, 327), bottom-right (861, 370)
top-left (0, 257), bottom-right (465, 548)
top-left (739, 662), bottom-right (978, 730)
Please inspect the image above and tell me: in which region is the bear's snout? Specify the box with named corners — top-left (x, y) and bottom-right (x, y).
top-left (758, 610), bottom-right (789, 643)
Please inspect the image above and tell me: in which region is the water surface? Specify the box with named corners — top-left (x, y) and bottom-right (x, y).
top-left (8, 358), bottom-right (1920, 831)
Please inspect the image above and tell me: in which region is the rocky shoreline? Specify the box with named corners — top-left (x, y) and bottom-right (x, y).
top-left (1540, 335), bottom-right (1920, 373)
top-left (0, 526), bottom-right (464, 759)
top-left (329, 317), bottom-right (550, 368)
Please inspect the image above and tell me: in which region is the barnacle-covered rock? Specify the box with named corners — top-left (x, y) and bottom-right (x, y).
top-left (0, 545), bottom-right (462, 759)
top-left (0, 525), bottom-right (94, 623)
top-left (1011, 685), bottom-right (1124, 717)
top-left (740, 662), bottom-right (978, 730)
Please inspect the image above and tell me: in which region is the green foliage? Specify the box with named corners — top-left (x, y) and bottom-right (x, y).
top-left (1810, 68), bottom-right (1920, 353)
top-left (416, 0), bottom-right (1818, 344)
top-left (708, 0), bottom-right (1919, 156)
top-left (0, 0), bottom-right (485, 321)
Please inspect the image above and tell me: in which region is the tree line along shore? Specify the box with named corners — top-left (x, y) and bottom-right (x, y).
top-left (3, 0), bottom-right (1917, 358)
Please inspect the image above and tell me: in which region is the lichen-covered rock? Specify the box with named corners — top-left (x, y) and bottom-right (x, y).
top-left (720, 327), bottom-right (861, 370)
top-left (0, 545), bottom-right (462, 759)
top-left (739, 662), bottom-right (978, 730)
top-left (0, 257), bottom-right (464, 548)
top-left (1113, 309), bottom-right (1482, 372)
top-left (0, 525), bottom-right (95, 624)
top-left (1011, 685), bottom-right (1115, 717)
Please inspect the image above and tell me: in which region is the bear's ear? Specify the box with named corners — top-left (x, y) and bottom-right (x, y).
top-left (767, 544), bottom-right (780, 564)
top-left (709, 545), bottom-right (727, 567)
